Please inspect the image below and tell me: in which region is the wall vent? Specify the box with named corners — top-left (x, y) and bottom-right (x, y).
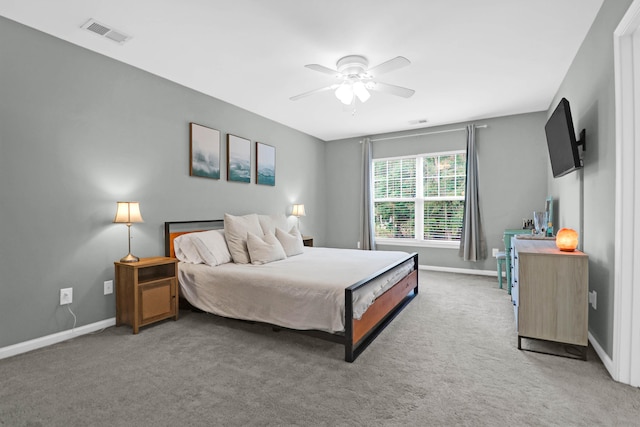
top-left (409, 119), bottom-right (428, 125)
top-left (81, 19), bottom-right (131, 44)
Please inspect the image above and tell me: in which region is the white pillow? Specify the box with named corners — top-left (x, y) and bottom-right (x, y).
top-left (190, 229), bottom-right (232, 266)
top-left (258, 213), bottom-right (288, 235)
top-left (246, 231), bottom-right (287, 265)
top-left (275, 227), bottom-right (304, 257)
top-left (224, 213), bottom-right (264, 264)
top-left (173, 233), bottom-right (205, 264)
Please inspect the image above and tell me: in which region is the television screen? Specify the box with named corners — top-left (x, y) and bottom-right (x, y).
top-left (544, 98), bottom-right (583, 178)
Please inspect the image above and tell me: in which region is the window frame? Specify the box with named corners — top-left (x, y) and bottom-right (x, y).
top-left (373, 149), bottom-right (466, 249)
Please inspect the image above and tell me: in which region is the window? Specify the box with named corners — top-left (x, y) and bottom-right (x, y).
top-left (373, 151), bottom-right (466, 245)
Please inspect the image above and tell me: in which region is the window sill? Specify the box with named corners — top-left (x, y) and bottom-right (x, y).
top-left (375, 238), bottom-right (460, 249)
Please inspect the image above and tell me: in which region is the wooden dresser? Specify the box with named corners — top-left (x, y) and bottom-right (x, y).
top-left (511, 238), bottom-right (589, 359)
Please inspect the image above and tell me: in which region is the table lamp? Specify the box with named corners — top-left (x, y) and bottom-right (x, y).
top-left (292, 204), bottom-right (305, 230)
top-left (113, 201), bottom-right (144, 262)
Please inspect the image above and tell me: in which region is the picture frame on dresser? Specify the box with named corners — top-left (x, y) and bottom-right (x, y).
top-left (256, 142), bottom-right (275, 186)
top-left (227, 134), bottom-right (251, 183)
top-left (189, 123), bottom-right (221, 179)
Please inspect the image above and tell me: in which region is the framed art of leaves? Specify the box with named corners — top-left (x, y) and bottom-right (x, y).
top-left (256, 142), bottom-right (275, 186)
top-left (227, 134), bottom-right (251, 183)
top-left (190, 123), bottom-right (220, 179)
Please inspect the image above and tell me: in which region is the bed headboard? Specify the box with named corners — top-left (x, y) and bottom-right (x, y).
top-left (164, 220), bottom-right (224, 258)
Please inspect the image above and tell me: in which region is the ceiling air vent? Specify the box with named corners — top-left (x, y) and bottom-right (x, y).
top-left (81, 19), bottom-right (131, 44)
top-left (409, 119), bottom-right (428, 126)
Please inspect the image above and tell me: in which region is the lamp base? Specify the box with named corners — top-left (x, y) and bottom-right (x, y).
top-left (119, 253), bottom-right (140, 263)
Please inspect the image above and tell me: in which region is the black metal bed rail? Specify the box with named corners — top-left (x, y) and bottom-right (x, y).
top-left (344, 252), bottom-right (419, 362)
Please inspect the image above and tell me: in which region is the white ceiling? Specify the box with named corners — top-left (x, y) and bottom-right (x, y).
top-left (0, 0), bottom-right (603, 141)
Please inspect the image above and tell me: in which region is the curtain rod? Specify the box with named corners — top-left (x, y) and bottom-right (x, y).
top-left (368, 124), bottom-right (488, 142)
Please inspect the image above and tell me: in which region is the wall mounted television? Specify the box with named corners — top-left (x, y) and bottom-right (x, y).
top-left (544, 97), bottom-right (586, 178)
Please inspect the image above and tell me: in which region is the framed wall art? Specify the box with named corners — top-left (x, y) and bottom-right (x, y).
top-left (256, 142), bottom-right (276, 186)
top-left (227, 134), bottom-right (251, 183)
top-left (189, 123), bottom-right (220, 179)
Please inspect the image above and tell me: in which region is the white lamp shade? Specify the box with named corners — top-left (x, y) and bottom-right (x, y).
top-left (335, 83), bottom-right (354, 105)
top-left (292, 204), bottom-right (306, 217)
top-left (113, 202), bottom-right (144, 224)
top-left (352, 81), bottom-right (370, 103)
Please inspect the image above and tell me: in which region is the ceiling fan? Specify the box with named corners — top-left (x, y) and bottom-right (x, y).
top-left (290, 55), bottom-right (415, 105)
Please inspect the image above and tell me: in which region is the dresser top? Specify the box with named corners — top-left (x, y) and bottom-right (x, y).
top-left (513, 239), bottom-right (587, 257)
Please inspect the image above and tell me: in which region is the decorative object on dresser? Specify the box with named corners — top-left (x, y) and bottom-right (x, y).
top-left (544, 196), bottom-right (554, 236)
top-left (256, 142), bottom-right (276, 186)
top-left (189, 123), bottom-right (221, 179)
top-left (555, 228), bottom-right (579, 251)
top-left (533, 210), bottom-right (548, 235)
top-left (227, 134), bottom-right (251, 183)
top-left (510, 237), bottom-right (588, 360)
top-left (113, 201), bottom-right (144, 263)
top-left (115, 257), bottom-right (179, 334)
top-left (164, 219), bottom-right (418, 362)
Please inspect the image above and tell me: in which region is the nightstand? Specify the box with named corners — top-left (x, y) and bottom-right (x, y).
top-left (114, 257), bottom-right (178, 334)
top-left (302, 236), bottom-right (314, 247)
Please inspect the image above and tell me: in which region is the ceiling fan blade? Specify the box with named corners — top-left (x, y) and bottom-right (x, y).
top-left (289, 84), bottom-right (338, 101)
top-left (367, 81), bottom-right (415, 98)
top-left (368, 56), bottom-right (411, 76)
top-left (305, 64), bottom-right (340, 77)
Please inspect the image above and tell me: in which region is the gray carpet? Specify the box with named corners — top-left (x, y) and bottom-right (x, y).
top-left (1, 271), bottom-right (638, 426)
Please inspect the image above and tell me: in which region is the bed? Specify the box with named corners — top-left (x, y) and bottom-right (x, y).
top-left (164, 218), bottom-right (418, 362)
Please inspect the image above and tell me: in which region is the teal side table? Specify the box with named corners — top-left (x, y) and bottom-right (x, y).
top-left (504, 229), bottom-right (531, 294)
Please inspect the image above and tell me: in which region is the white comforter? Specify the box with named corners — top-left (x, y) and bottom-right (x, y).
top-left (178, 247), bottom-right (414, 333)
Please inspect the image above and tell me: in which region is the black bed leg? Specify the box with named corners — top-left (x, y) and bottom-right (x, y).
top-left (345, 347), bottom-right (355, 363)
top-left (344, 288), bottom-right (355, 362)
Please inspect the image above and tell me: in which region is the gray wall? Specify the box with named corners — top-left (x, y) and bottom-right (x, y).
top-left (546, 0), bottom-right (633, 357)
top-left (0, 17), bottom-right (326, 348)
top-left (325, 112), bottom-right (550, 272)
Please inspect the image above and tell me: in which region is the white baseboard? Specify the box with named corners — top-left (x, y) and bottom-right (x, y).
top-left (419, 264), bottom-right (498, 277)
top-left (589, 331), bottom-right (614, 377)
top-left (0, 318), bottom-right (116, 361)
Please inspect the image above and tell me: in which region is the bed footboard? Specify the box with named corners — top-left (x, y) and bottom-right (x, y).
top-left (344, 252), bottom-right (419, 362)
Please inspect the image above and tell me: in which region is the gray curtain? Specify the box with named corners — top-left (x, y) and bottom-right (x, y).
top-left (360, 138), bottom-right (376, 250)
top-left (459, 125), bottom-right (487, 261)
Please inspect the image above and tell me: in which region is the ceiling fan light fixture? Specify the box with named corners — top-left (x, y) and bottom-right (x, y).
top-left (292, 55), bottom-right (413, 106)
top-left (335, 83), bottom-right (354, 105)
top-left (352, 81), bottom-right (370, 103)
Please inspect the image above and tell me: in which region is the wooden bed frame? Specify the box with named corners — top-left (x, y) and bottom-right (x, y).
top-left (164, 220), bottom-right (419, 362)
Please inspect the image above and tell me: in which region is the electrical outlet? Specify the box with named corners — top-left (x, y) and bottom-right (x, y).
top-left (357, 241), bottom-right (361, 249)
top-left (60, 287), bottom-right (73, 305)
top-left (104, 280), bottom-right (113, 295)
top-left (492, 248), bottom-right (499, 257)
top-left (589, 290), bottom-right (597, 309)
